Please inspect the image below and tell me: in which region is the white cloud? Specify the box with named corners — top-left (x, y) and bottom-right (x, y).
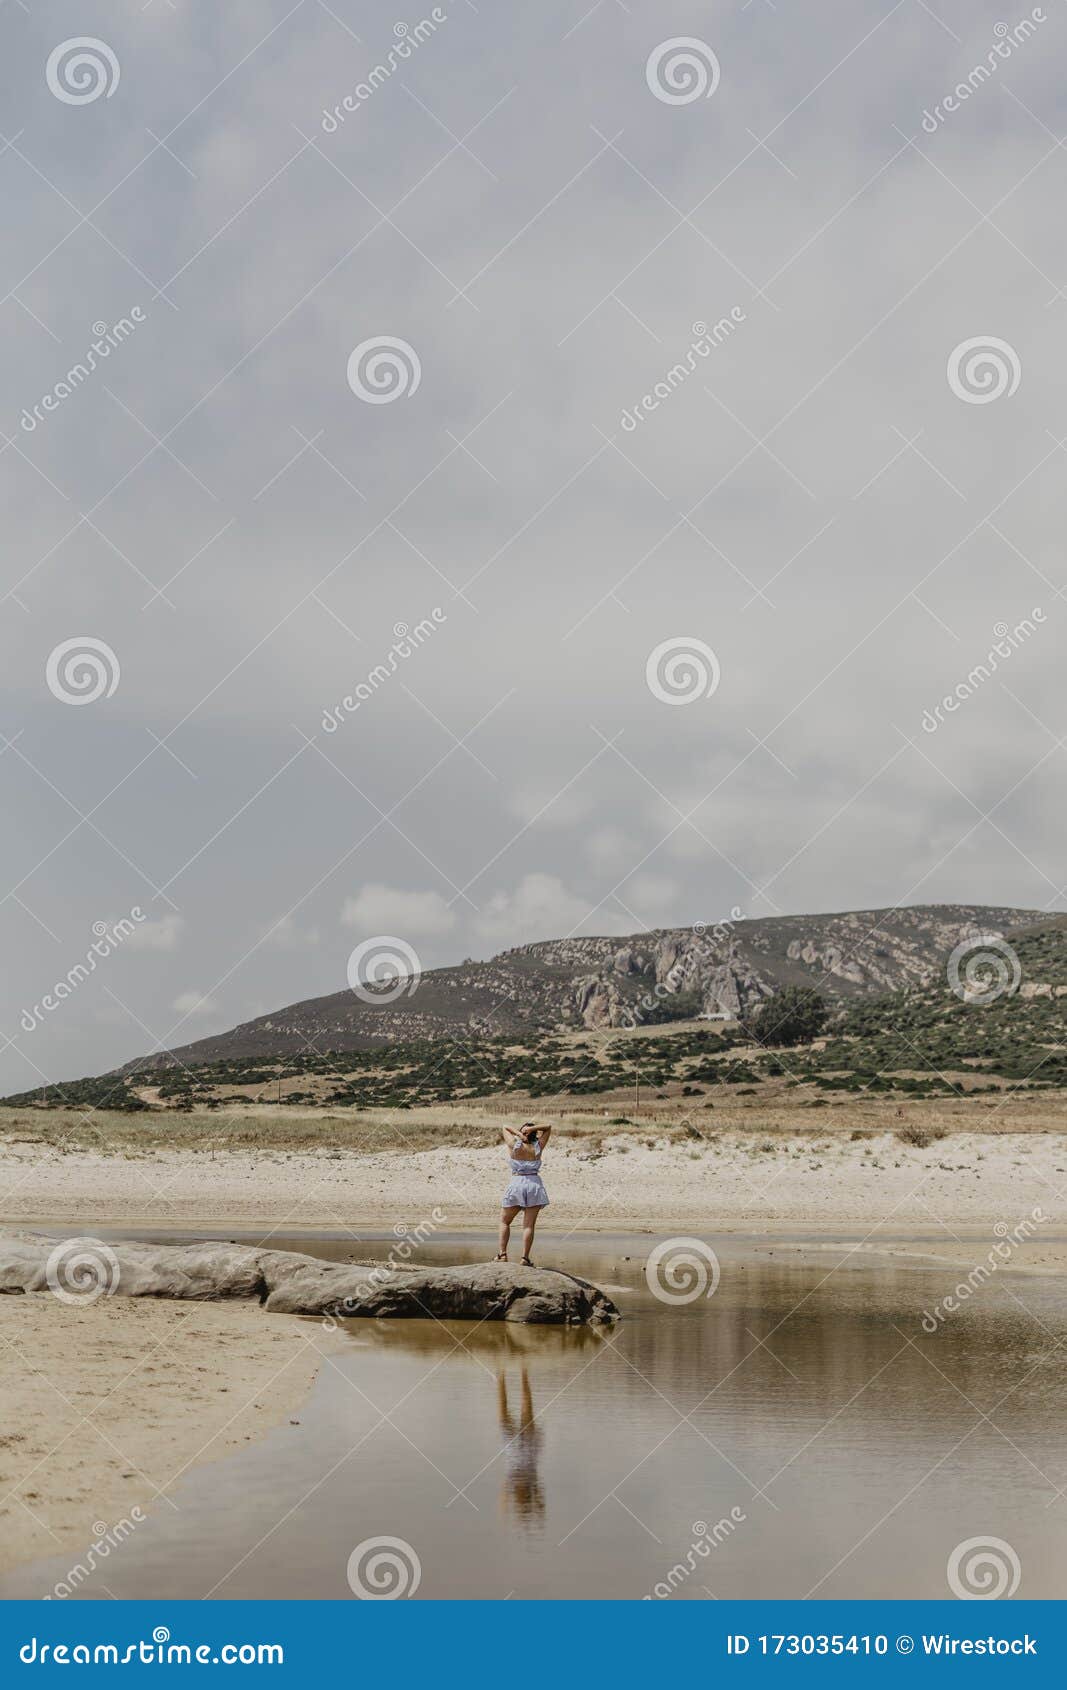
top-left (474, 873), bottom-right (630, 944)
top-left (124, 914), bottom-right (185, 952)
top-left (341, 884), bottom-right (457, 938)
top-left (172, 991), bottom-right (219, 1017)
top-left (263, 915), bottom-right (321, 949)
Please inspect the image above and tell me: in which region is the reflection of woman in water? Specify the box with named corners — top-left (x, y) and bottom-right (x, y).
top-left (496, 1121), bottom-right (552, 1266)
top-left (497, 1366), bottom-right (545, 1524)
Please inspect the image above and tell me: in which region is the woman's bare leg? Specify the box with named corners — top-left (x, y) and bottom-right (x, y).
top-left (497, 1370), bottom-right (513, 1433)
top-left (521, 1206), bottom-right (540, 1262)
top-left (499, 1206), bottom-right (520, 1258)
top-left (518, 1367), bottom-right (534, 1428)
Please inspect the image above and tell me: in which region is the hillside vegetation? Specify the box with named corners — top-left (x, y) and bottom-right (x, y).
top-left (6, 914), bottom-right (1064, 1128)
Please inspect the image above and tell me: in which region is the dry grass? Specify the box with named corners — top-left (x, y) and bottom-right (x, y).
top-left (3, 1081), bottom-right (1067, 1159)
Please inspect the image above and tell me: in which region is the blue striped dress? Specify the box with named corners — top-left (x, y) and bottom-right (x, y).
top-left (502, 1137), bottom-right (549, 1209)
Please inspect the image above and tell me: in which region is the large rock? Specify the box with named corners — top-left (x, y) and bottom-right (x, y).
top-left (573, 973), bottom-right (628, 1029)
top-left (0, 1232), bottom-right (619, 1326)
top-left (653, 934), bottom-right (773, 1021)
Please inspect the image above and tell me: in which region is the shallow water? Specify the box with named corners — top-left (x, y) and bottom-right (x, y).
top-left (5, 1231), bottom-right (1066, 1600)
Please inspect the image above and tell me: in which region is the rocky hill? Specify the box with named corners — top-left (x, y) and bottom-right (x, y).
top-left (116, 902), bottom-right (1040, 1071)
top-left (6, 906), bottom-right (1063, 1117)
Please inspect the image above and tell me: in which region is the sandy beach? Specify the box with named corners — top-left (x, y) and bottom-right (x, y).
top-left (1, 1130), bottom-right (1065, 1240)
top-left (3, 1126), bottom-right (1066, 1583)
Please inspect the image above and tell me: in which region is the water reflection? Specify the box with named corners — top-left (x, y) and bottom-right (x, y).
top-left (342, 1314), bottom-right (608, 1361)
top-left (5, 1233), bottom-right (1067, 1600)
top-left (496, 1367), bottom-right (544, 1527)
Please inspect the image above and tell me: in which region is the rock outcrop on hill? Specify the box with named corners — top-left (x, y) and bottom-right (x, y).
top-left (0, 1233), bottom-right (620, 1326)
top-left (90, 903), bottom-right (1043, 1070)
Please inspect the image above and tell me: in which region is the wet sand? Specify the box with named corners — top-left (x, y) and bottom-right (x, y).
top-left (0, 1293), bottom-right (335, 1579)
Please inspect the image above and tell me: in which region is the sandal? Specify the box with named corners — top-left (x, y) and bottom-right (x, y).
top-left (520, 1256), bottom-right (533, 1267)
top-left (494, 1252), bottom-right (508, 1262)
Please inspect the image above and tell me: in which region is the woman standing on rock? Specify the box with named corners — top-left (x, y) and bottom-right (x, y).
top-left (496, 1122), bottom-right (552, 1266)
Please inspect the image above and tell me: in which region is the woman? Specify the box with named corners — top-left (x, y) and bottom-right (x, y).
top-left (496, 1120), bottom-right (552, 1266)
top-left (496, 1364), bottom-right (545, 1524)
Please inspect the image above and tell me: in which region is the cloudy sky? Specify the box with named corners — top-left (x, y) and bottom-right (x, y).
top-left (1, 0), bottom-right (1064, 1088)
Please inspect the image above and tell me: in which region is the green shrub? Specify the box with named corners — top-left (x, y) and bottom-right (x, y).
top-left (748, 987), bottom-right (829, 1048)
